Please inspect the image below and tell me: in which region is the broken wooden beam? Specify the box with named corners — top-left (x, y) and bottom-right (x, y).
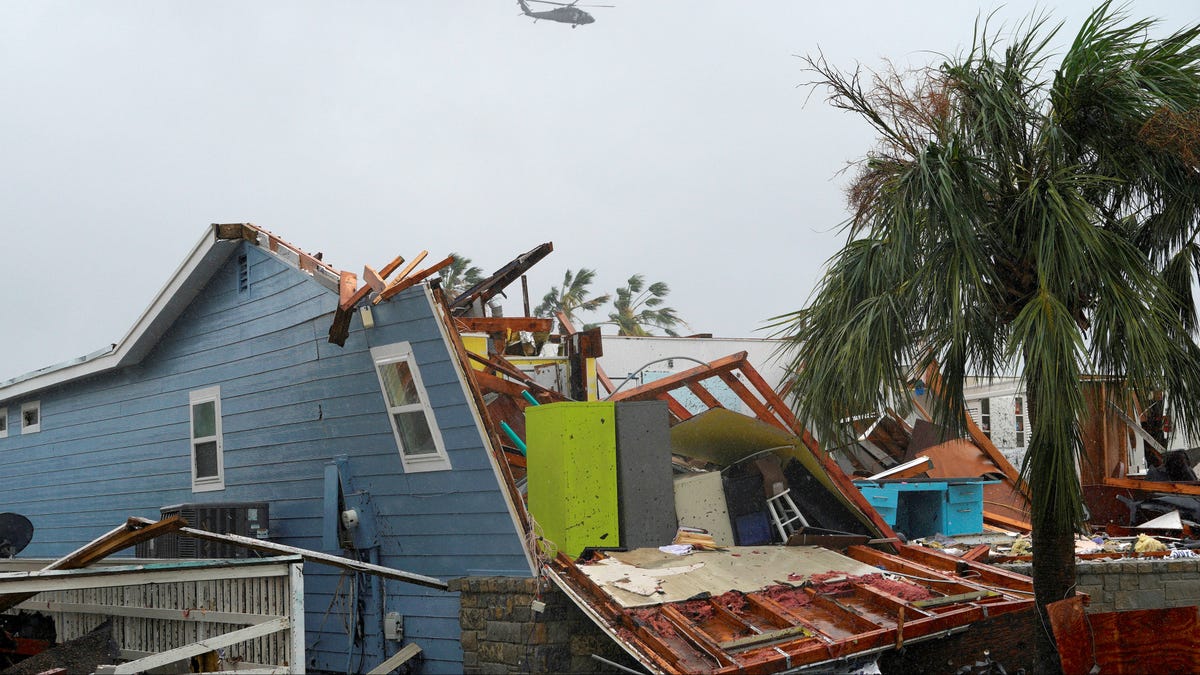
top-left (556, 311), bottom-right (617, 396)
top-left (367, 643), bottom-right (423, 675)
top-left (466, 351), bottom-right (568, 401)
top-left (449, 242), bottom-right (553, 312)
top-left (471, 369), bottom-right (535, 399)
top-left (455, 317), bottom-right (554, 334)
top-left (0, 517), bottom-right (186, 613)
top-left (609, 352), bottom-right (744, 402)
top-left (374, 255), bottom-right (455, 304)
top-left (329, 254), bottom-right (409, 346)
top-left (128, 517), bottom-right (447, 590)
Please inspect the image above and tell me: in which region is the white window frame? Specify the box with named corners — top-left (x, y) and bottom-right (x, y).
top-left (0, 407), bottom-right (7, 439)
top-left (967, 398), bottom-right (991, 439)
top-left (189, 386), bottom-right (225, 492)
top-left (20, 401), bottom-right (40, 435)
top-left (1014, 396), bottom-right (1027, 448)
top-left (371, 342), bottom-right (452, 473)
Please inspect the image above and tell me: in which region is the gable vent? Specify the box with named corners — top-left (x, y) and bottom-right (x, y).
top-left (237, 254), bottom-right (250, 294)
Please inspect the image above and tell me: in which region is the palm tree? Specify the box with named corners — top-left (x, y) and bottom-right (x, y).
top-left (534, 269), bottom-right (610, 332)
top-left (601, 274), bottom-right (687, 336)
top-left (776, 4), bottom-right (1200, 666)
top-left (441, 253), bottom-right (485, 301)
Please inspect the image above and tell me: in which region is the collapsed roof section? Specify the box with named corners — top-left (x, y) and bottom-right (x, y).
top-left (367, 246), bottom-right (1036, 673)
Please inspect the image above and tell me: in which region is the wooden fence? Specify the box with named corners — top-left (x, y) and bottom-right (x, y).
top-left (0, 556), bottom-right (304, 674)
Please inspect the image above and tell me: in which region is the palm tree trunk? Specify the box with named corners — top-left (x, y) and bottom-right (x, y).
top-left (1025, 379), bottom-right (1073, 674)
top-left (1031, 502), bottom-right (1073, 673)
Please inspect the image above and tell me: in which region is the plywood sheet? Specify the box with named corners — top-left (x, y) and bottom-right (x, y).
top-left (577, 545), bottom-right (879, 608)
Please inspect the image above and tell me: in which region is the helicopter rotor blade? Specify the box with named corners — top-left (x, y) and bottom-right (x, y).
top-left (526, 0), bottom-right (615, 6)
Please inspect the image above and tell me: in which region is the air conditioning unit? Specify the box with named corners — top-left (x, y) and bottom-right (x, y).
top-left (136, 502), bottom-right (269, 559)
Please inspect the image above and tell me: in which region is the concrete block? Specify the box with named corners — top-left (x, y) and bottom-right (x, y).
top-left (1166, 560), bottom-right (1192, 574)
top-left (502, 642), bottom-right (525, 666)
top-left (477, 641), bottom-right (505, 666)
top-left (547, 620), bottom-right (571, 644)
top-left (462, 608), bottom-right (487, 631)
top-left (1140, 573), bottom-right (1167, 590)
top-left (1165, 579), bottom-right (1200, 600)
top-left (1103, 573), bottom-right (1122, 591)
top-left (1114, 589), bottom-right (1165, 611)
top-left (485, 621), bottom-right (525, 644)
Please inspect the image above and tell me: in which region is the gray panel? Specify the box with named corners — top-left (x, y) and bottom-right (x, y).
top-left (615, 401), bottom-right (678, 549)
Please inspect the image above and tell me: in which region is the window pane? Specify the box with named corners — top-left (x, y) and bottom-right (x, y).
top-left (192, 401), bottom-right (216, 438)
top-left (394, 411), bottom-right (438, 456)
top-left (0, 416), bottom-right (6, 432)
top-left (379, 361), bottom-right (421, 408)
top-left (22, 407), bottom-right (38, 428)
top-left (195, 441), bottom-right (219, 478)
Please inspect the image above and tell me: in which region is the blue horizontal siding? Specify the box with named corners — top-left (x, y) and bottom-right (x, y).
top-left (0, 250), bottom-right (529, 672)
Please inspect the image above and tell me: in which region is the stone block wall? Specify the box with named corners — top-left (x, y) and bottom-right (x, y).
top-left (448, 576), bottom-right (642, 674)
top-left (1003, 556), bottom-right (1200, 612)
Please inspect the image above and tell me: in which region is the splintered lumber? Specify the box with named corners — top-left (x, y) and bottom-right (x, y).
top-left (449, 242), bottom-right (553, 312)
top-left (672, 529), bottom-right (721, 551)
top-left (466, 351), bottom-right (568, 401)
top-left (374, 255), bottom-right (455, 304)
top-left (366, 643), bottom-right (423, 675)
top-left (556, 311), bottom-right (617, 395)
top-left (472, 369), bottom-right (534, 399)
top-left (338, 271), bottom-right (359, 307)
top-left (363, 265), bottom-right (386, 293)
top-left (329, 254), bottom-right (408, 346)
top-left (387, 250), bottom-right (429, 288)
top-left (128, 517), bottom-right (447, 590)
top-left (0, 517), bottom-right (185, 613)
top-left (455, 317), bottom-right (554, 334)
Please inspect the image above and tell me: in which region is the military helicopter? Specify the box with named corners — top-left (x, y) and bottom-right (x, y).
top-left (517, 0), bottom-right (613, 27)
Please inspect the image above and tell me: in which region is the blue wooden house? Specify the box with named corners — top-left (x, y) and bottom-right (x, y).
top-left (0, 223), bottom-right (533, 673)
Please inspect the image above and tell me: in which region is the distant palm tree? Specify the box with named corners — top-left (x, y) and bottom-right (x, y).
top-left (600, 274), bottom-right (687, 336)
top-left (535, 269), bottom-right (610, 332)
top-left (441, 253), bottom-right (485, 301)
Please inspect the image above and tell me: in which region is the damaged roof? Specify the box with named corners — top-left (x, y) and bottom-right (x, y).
top-left (439, 291), bottom-right (1037, 673)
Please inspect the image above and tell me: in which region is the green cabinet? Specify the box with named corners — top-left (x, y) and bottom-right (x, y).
top-left (527, 402), bottom-right (620, 557)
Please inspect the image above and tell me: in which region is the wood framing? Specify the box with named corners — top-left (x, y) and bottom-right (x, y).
top-left (374, 254), bottom-right (455, 303)
top-left (455, 317), bottom-right (554, 334)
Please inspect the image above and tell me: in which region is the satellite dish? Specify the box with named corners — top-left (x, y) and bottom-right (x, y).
top-left (0, 513), bottom-right (34, 558)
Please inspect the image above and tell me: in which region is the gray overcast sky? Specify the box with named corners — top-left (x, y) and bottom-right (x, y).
top-left (2, 1), bottom-right (1195, 381)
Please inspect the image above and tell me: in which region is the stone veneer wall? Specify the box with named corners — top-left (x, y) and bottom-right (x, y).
top-left (448, 576), bottom-right (642, 674)
top-left (1002, 556), bottom-right (1200, 612)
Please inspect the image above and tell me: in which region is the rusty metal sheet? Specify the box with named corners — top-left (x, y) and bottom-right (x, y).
top-left (1048, 596), bottom-right (1200, 675)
